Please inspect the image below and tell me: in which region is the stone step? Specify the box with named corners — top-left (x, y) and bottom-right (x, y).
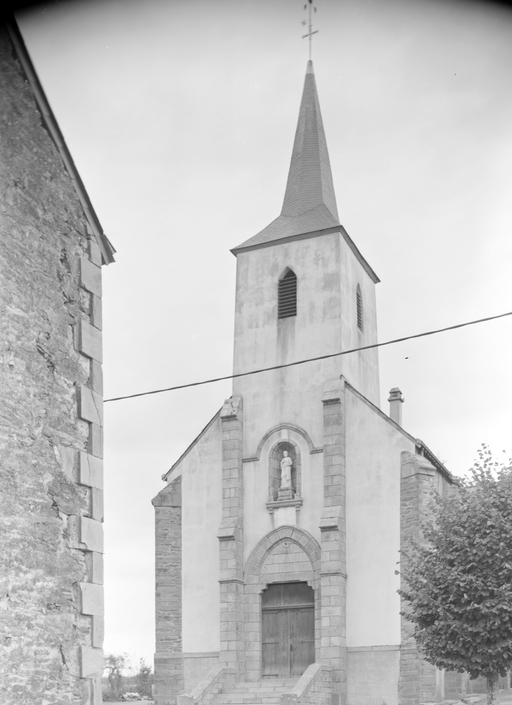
top-left (212, 696), bottom-right (282, 703)
top-left (211, 698), bottom-right (279, 705)
top-left (227, 687), bottom-right (293, 693)
top-left (224, 683), bottom-right (294, 695)
top-left (211, 678), bottom-right (297, 705)
top-left (212, 701), bottom-right (281, 705)
top-left (229, 681), bottom-right (295, 690)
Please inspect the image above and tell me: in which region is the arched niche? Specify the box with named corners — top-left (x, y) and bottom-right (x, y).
top-left (268, 440), bottom-right (301, 501)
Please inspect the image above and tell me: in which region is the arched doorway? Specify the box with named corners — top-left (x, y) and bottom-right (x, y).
top-left (261, 582), bottom-right (315, 678)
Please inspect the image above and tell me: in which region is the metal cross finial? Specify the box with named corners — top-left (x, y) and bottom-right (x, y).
top-left (301, 0), bottom-right (318, 60)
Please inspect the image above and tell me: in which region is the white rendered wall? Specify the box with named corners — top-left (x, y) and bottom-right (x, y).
top-left (181, 418), bottom-right (223, 653)
top-left (345, 389), bottom-right (415, 647)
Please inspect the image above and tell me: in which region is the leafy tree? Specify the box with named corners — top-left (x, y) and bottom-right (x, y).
top-left (135, 658), bottom-right (152, 697)
top-left (104, 653), bottom-right (127, 700)
top-left (399, 445), bottom-right (512, 705)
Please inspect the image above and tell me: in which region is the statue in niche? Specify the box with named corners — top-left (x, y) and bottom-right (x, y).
top-left (280, 451), bottom-right (293, 490)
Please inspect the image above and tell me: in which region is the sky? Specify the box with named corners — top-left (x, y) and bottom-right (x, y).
top-left (17, 0), bottom-right (512, 666)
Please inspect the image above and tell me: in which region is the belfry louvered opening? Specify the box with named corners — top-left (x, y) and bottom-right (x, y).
top-left (278, 269), bottom-right (297, 319)
top-left (356, 285), bottom-right (363, 331)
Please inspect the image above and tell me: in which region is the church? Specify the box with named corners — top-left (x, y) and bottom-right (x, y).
top-left (152, 60), bottom-right (460, 705)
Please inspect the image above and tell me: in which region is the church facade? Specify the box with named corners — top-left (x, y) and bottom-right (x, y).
top-left (153, 61), bottom-right (459, 705)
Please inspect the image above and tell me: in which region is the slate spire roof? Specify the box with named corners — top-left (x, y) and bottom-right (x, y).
top-left (233, 60), bottom-right (341, 253)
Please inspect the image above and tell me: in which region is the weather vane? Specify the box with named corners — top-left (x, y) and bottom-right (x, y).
top-left (302, 0), bottom-right (318, 60)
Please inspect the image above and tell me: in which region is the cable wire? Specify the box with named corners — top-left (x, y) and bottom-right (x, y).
top-left (104, 310), bottom-right (512, 403)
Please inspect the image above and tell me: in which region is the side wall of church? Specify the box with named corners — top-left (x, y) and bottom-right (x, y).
top-left (179, 418), bottom-right (223, 686)
top-left (345, 388), bottom-right (416, 705)
top-left (0, 26), bottom-right (105, 705)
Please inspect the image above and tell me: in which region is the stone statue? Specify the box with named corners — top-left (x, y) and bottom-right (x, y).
top-left (280, 451), bottom-right (293, 489)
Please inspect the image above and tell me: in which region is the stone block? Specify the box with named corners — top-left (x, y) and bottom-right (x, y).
top-left (80, 257), bottom-right (102, 297)
top-left (80, 517), bottom-right (104, 553)
top-left (91, 615), bottom-right (104, 648)
top-left (91, 488), bottom-right (104, 521)
top-left (90, 359), bottom-right (103, 395)
top-left (220, 396), bottom-right (243, 420)
top-left (86, 551), bottom-right (104, 584)
top-left (81, 646), bottom-right (104, 678)
top-left (322, 378), bottom-right (345, 402)
top-left (281, 695), bottom-right (298, 705)
top-left (78, 386), bottom-right (103, 425)
top-left (79, 452), bottom-right (103, 489)
top-left (319, 508), bottom-right (342, 531)
top-left (90, 294), bottom-right (102, 329)
top-left (78, 319), bottom-right (102, 362)
top-left (88, 238), bottom-right (102, 267)
top-left (88, 423), bottom-right (103, 458)
top-left (91, 676), bottom-right (103, 705)
top-left (80, 582), bottom-right (104, 615)
top-left (217, 516), bottom-right (239, 540)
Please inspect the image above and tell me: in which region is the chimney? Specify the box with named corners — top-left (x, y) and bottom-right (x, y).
top-left (388, 387), bottom-right (404, 426)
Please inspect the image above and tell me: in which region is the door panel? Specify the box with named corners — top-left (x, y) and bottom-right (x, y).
top-left (290, 608), bottom-right (315, 676)
top-left (262, 582), bottom-right (315, 678)
top-left (262, 609), bottom-right (289, 678)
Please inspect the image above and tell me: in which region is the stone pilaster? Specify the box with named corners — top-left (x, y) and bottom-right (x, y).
top-left (217, 397), bottom-right (244, 677)
top-left (152, 477), bottom-right (183, 705)
top-left (398, 452), bottom-right (438, 705)
top-left (320, 379), bottom-right (347, 705)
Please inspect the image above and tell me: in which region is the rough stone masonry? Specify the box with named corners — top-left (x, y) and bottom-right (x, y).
top-left (0, 22), bottom-right (113, 705)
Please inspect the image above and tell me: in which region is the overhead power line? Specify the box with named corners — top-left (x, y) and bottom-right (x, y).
top-left (104, 310), bottom-right (512, 404)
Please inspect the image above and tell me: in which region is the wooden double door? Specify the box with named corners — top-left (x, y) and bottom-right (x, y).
top-left (261, 582), bottom-right (315, 678)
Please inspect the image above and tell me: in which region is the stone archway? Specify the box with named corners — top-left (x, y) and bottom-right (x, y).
top-left (244, 526), bottom-right (321, 682)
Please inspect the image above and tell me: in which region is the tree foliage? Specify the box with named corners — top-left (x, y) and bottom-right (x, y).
top-left (135, 658), bottom-right (152, 697)
top-left (104, 653), bottom-right (128, 700)
top-left (399, 445), bottom-right (512, 701)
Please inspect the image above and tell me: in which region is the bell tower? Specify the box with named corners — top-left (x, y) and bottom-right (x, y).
top-left (230, 61), bottom-right (380, 456)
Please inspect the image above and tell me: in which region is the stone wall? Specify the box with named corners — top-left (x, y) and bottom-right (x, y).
top-left (319, 379), bottom-right (347, 705)
top-left (217, 397), bottom-right (244, 676)
top-left (153, 477), bottom-right (183, 705)
top-left (398, 453), bottom-right (462, 705)
top-left (347, 648), bottom-right (400, 705)
top-left (183, 654), bottom-right (220, 692)
top-left (398, 452), bottom-right (438, 705)
top-left (0, 24), bottom-right (106, 705)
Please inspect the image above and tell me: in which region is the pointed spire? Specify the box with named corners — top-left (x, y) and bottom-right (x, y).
top-left (281, 60), bottom-right (339, 221)
top-left (232, 61), bottom-right (340, 253)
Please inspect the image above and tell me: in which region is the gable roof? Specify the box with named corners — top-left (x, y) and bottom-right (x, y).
top-left (6, 17), bottom-right (115, 265)
top-left (161, 408), bottom-right (221, 482)
top-left (346, 382), bottom-right (455, 483)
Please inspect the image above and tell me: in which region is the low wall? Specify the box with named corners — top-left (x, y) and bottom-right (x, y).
top-left (177, 665), bottom-right (236, 705)
top-left (281, 663), bottom-right (332, 705)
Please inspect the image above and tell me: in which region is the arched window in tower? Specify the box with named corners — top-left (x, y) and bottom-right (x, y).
top-left (356, 285), bottom-right (363, 331)
top-left (278, 269), bottom-right (297, 319)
